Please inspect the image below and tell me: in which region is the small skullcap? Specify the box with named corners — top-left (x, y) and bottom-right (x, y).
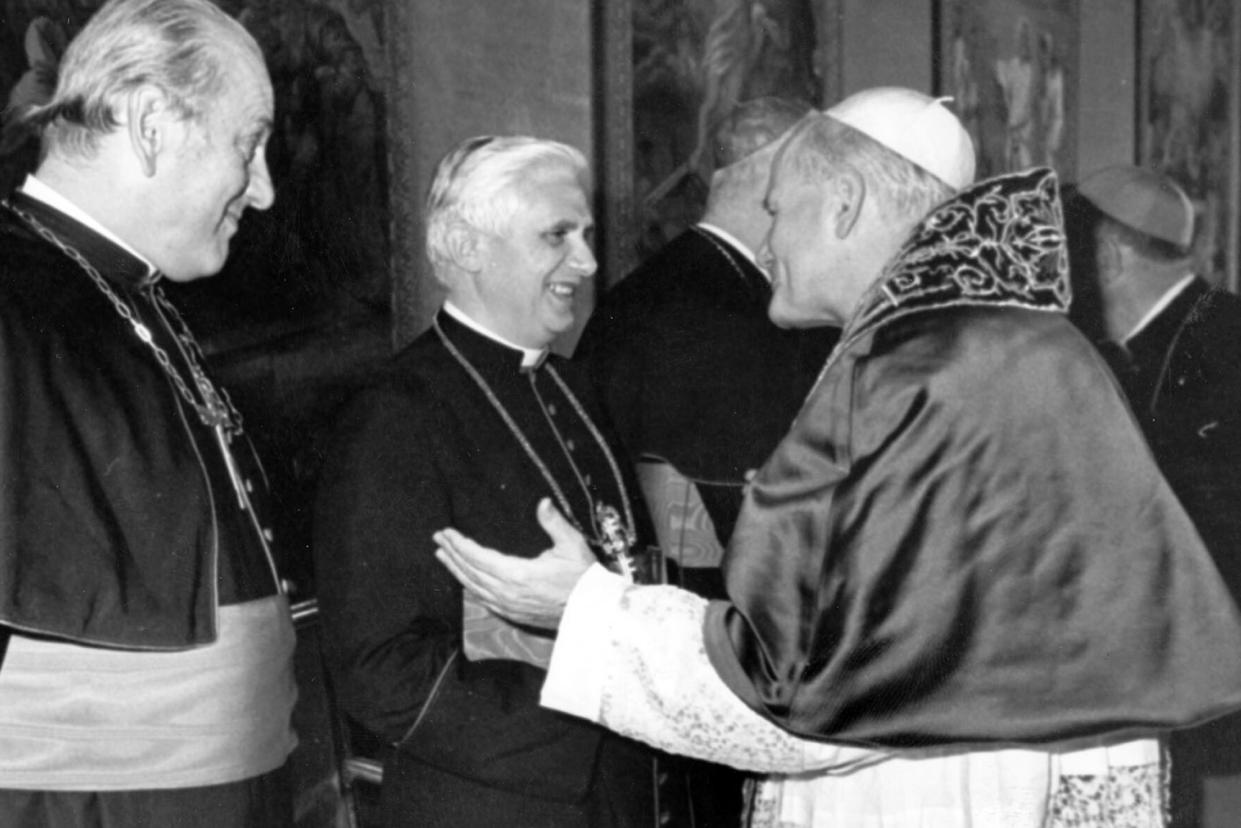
top-left (825, 86), bottom-right (976, 190)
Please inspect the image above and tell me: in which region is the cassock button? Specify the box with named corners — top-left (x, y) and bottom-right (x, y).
top-left (263, 528), bottom-right (274, 542)
top-left (566, 438), bottom-right (577, 452)
top-left (244, 478), bottom-right (254, 493)
top-left (547, 402), bottom-right (558, 416)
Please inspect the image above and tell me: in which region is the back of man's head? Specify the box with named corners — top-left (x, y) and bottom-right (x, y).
top-left (710, 97), bottom-right (810, 171)
top-left (1076, 164), bottom-right (1195, 264)
top-left (21, 0), bottom-right (257, 159)
top-left (424, 135), bottom-right (590, 275)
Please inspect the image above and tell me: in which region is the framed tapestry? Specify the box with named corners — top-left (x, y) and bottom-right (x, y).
top-left (1138, 0), bottom-right (1240, 290)
top-left (627, 0), bottom-right (838, 269)
top-left (937, 0), bottom-right (1079, 182)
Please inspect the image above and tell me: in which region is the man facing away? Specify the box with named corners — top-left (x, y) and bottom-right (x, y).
top-left (1069, 164), bottom-right (1241, 828)
top-left (577, 98), bottom-right (837, 825)
top-left (313, 136), bottom-right (668, 827)
top-left (436, 88), bottom-right (1241, 826)
top-left (0, 1), bottom-right (297, 825)
top-left (577, 97), bottom-right (838, 561)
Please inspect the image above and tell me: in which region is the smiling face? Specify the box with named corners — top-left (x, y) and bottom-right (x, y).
top-left (466, 163), bottom-right (597, 348)
top-left (154, 40), bottom-right (275, 281)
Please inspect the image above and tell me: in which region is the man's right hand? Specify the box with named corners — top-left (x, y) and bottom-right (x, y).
top-left (434, 499), bottom-right (596, 629)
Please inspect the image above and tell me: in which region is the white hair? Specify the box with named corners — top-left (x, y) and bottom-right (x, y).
top-left (21, 0), bottom-right (261, 158)
top-left (785, 113), bottom-right (954, 223)
top-left (424, 135), bottom-right (590, 270)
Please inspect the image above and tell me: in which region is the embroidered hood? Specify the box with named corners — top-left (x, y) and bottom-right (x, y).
top-left (844, 167), bottom-right (1069, 343)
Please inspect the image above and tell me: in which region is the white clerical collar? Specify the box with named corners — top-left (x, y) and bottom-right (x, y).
top-left (696, 222), bottom-right (765, 279)
top-left (20, 175), bottom-right (158, 278)
top-left (442, 302), bottom-right (549, 368)
top-left (1123, 273), bottom-right (1196, 344)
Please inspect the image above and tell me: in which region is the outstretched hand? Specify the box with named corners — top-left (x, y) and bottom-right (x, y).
top-left (434, 498), bottom-right (596, 629)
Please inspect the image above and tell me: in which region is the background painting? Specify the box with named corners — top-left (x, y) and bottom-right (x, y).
top-left (1138, 0), bottom-right (1239, 290)
top-left (632, 0), bottom-right (826, 263)
top-left (938, 0), bottom-right (1078, 181)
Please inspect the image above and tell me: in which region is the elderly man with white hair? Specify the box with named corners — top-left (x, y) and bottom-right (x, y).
top-left (436, 88), bottom-right (1241, 826)
top-left (314, 135), bottom-right (672, 827)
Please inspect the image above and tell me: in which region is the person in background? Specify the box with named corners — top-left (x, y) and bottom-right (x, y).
top-left (313, 135), bottom-right (673, 827)
top-left (1069, 164), bottom-right (1241, 828)
top-left (577, 95), bottom-right (837, 826)
top-left (577, 96), bottom-right (837, 565)
top-left (0, 0), bottom-right (296, 825)
top-left (436, 88), bottom-right (1241, 827)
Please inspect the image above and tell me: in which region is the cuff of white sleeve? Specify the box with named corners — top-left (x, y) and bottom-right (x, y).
top-left (540, 563), bottom-right (629, 721)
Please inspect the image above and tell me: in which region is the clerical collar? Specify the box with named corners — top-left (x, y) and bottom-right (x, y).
top-left (20, 175), bottom-right (158, 280)
top-left (1124, 274), bottom-right (1195, 344)
top-left (442, 301), bottom-right (549, 369)
top-left (696, 222), bottom-right (765, 279)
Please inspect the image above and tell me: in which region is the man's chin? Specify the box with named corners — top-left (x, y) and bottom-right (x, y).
top-left (767, 302), bottom-right (802, 329)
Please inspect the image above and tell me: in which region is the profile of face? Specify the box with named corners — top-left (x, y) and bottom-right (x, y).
top-left (156, 38), bottom-right (275, 281)
top-left (759, 137), bottom-right (839, 328)
top-left (468, 163), bottom-right (597, 348)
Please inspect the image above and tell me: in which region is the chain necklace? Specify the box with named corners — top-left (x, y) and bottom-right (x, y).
top-left (433, 319), bottom-right (638, 576)
top-left (4, 200), bottom-right (243, 436)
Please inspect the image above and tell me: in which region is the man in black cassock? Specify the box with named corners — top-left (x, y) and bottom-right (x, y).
top-left (578, 97), bottom-right (836, 559)
top-left (0, 1), bottom-right (296, 825)
top-left (577, 96), bottom-right (837, 826)
top-left (313, 135), bottom-right (667, 827)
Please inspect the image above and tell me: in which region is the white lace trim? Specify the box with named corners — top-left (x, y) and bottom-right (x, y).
top-left (541, 568), bottom-right (1166, 827)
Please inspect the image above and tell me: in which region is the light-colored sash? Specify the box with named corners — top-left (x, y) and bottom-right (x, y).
top-left (0, 595), bottom-right (297, 790)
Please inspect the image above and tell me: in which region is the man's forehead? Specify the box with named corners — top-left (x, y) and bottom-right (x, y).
top-left (519, 170), bottom-right (592, 221)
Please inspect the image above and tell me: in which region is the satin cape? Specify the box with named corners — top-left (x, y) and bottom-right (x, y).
top-left (704, 169), bottom-right (1241, 747)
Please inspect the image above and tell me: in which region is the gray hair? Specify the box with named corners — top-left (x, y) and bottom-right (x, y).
top-left (425, 135), bottom-right (590, 270)
top-left (784, 112), bottom-right (954, 223)
top-left (21, 0), bottom-right (260, 158)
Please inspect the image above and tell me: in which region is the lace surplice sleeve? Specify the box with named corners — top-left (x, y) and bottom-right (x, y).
top-left (541, 566), bottom-right (887, 774)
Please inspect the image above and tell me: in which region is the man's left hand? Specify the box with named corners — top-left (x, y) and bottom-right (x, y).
top-left (434, 498), bottom-right (595, 629)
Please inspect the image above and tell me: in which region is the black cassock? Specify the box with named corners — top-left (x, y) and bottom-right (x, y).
top-left (314, 310), bottom-right (661, 827)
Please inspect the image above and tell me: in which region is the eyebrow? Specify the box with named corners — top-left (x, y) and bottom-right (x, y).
top-left (545, 218), bottom-right (593, 234)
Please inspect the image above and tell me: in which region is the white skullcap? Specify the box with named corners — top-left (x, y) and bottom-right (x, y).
top-left (825, 87), bottom-right (976, 190)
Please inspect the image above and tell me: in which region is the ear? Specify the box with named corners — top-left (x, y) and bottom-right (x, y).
top-left (829, 165), bottom-right (866, 239)
top-left (124, 85), bottom-right (174, 178)
top-left (445, 221), bottom-right (485, 273)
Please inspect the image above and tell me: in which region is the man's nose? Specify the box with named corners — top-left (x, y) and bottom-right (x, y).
top-left (246, 154), bottom-right (276, 211)
top-left (569, 238), bottom-right (597, 276)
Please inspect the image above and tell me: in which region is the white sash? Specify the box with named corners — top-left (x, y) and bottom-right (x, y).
top-left (0, 595), bottom-right (297, 790)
